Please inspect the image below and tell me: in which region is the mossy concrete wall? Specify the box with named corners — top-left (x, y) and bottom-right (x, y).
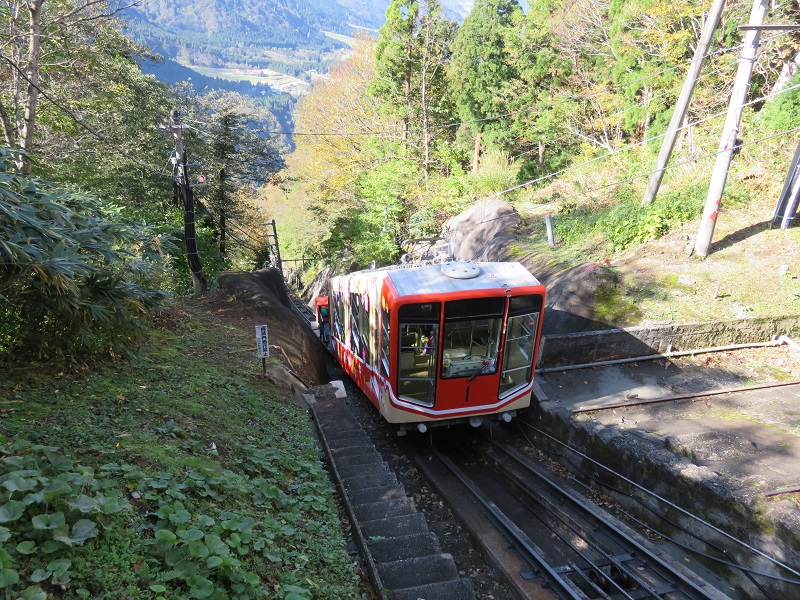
top-left (538, 315), bottom-right (800, 368)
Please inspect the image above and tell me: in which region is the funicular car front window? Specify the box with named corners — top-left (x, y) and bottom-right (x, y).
top-left (441, 297), bottom-right (504, 380)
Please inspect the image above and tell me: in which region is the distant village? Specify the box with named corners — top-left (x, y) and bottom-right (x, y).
top-left (233, 68), bottom-right (328, 97)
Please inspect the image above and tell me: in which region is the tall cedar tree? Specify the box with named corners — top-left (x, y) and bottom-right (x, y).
top-left (448, 0), bottom-right (523, 171)
top-left (371, 0), bottom-right (420, 141)
top-left (175, 90), bottom-right (284, 257)
top-left (371, 0), bottom-right (457, 178)
top-left (416, 0), bottom-right (458, 180)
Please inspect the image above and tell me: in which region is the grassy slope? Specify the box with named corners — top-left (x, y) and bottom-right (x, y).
top-left (511, 132), bottom-right (800, 327)
top-left (0, 300), bottom-right (364, 599)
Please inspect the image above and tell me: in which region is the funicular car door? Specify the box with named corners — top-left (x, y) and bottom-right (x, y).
top-left (435, 296), bottom-right (506, 413)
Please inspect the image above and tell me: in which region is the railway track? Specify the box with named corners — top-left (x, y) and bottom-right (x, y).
top-left (284, 284), bottom-right (315, 322)
top-left (413, 428), bottom-right (731, 600)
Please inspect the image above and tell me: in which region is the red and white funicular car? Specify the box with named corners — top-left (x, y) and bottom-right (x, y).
top-left (324, 261), bottom-right (546, 433)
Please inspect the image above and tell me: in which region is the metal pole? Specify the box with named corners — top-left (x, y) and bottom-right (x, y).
top-left (780, 164), bottom-right (800, 229)
top-left (271, 219), bottom-right (283, 275)
top-left (545, 214), bottom-right (555, 247)
top-left (641, 0), bottom-right (726, 205)
top-left (772, 141), bottom-right (800, 227)
top-left (694, 0), bottom-right (768, 257)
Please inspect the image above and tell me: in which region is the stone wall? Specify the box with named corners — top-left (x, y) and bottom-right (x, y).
top-left (538, 315), bottom-right (800, 368)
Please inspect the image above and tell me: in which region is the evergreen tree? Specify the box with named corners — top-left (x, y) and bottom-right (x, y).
top-left (448, 0), bottom-right (523, 171)
top-left (185, 91), bottom-right (285, 257)
top-left (371, 0), bottom-right (420, 140)
top-left (370, 0), bottom-right (457, 178)
top-left (416, 0), bottom-right (458, 180)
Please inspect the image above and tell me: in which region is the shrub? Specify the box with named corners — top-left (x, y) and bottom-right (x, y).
top-left (598, 184), bottom-right (707, 251)
top-left (758, 73), bottom-right (800, 133)
top-left (0, 148), bottom-right (171, 361)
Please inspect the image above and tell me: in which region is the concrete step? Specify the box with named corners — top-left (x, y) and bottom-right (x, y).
top-left (346, 484), bottom-right (407, 505)
top-left (368, 532), bottom-right (441, 562)
top-left (353, 497), bottom-right (417, 522)
top-left (335, 457), bottom-right (387, 480)
top-left (314, 413), bottom-right (359, 429)
top-left (343, 470), bottom-right (398, 491)
top-left (378, 553), bottom-right (460, 590)
top-left (330, 446), bottom-right (383, 464)
top-left (311, 404), bottom-right (349, 415)
top-left (320, 427), bottom-right (368, 442)
top-left (361, 512), bottom-right (429, 538)
top-left (324, 433), bottom-right (373, 451)
top-left (392, 578), bottom-right (474, 600)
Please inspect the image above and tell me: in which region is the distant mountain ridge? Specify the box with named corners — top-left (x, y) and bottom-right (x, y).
top-left (124, 0), bottom-right (475, 88)
top-left (124, 0), bottom-right (390, 58)
top-left (124, 0), bottom-right (474, 67)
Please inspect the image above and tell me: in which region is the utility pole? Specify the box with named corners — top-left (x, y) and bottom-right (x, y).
top-left (641, 0), bottom-right (726, 205)
top-left (170, 110), bottom-right (207, 294)
top-left (262, 220), bottom-right (283, 275)
top-left (774, 141), bottom-right (800, 229)
top-left (694, 0), bottom-right (768, 257)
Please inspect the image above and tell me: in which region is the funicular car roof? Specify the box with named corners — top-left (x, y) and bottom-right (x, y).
top-left (385, 261), bottom-right (541, 297)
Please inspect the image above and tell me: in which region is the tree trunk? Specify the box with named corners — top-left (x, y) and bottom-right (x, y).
top-left (472, 132), bottom-right (481, 173)
top-left (219, 208), bottom-right (226, 255)
top-left (404, 40), bottom-right (412, 141)
top-left (421, 62), bottom-right (430, 184)
top-left (19, 0), bottom-right (44, 174)
top-left (218, 167), bottom-right (227, 254)
top-left (771, 49), bottom-right (800, 99)
top-left (0, 98), bottom-right (14, 146)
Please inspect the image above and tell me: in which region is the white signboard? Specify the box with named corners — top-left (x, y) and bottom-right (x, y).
top-left (255, 325), bottom-right (269, 358)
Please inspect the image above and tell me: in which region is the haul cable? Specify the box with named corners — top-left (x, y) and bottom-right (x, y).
top-left (430, 447), bottom-right (584, 599)
top-left (483, 436), bottom-right (717, 599)
top-left (517, 420), bottom-right (800, 581)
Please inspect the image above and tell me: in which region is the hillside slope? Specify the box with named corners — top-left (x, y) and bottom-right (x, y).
top-left (442, 195), bottom-right (800, 334)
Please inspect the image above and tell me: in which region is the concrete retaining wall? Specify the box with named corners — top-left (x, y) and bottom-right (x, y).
top-left (538, 315), bottom-right (800, 369)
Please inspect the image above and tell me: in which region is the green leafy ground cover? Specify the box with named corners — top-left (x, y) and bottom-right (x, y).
top-left (0, 303), bottom-right (364, 600)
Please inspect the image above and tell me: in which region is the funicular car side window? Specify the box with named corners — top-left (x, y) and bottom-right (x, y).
top-left (332, 292), bottom-right (344, 341)
top-left (397, 302), bottom-right (440, 406)
top-left (380, 303), bottom-right (390, 377)
top-left (499, 294), bottom-right (543, 397)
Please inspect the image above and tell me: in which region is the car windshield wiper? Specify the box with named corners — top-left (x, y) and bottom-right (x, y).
top-left (468, 352), bottom-right (498, 382)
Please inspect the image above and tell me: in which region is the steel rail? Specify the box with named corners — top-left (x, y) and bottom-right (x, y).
top-left (430, 447), bottom-right (585, 600)
top-left (571, 379), bottom-right (800, 414)
top-left (518, 420), bottom-right (800, 580)
top-left (536, 338), bottom-right (791, 374)
top-left (484, 437), bottom-right (717, 599)
top-left (284, 285), bottom-right (315, 322)
top-left (482, 446), bottom-right (664, 599)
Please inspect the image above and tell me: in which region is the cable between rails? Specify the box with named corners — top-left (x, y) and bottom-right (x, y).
top-left (515, 420), bottom-right (800, 583)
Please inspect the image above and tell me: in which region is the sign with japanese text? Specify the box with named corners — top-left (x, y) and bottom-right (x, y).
top-left (255, 325), bottom-right (269, 358)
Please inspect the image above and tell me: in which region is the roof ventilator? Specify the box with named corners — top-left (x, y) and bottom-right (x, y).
top-left (441, 261), bottom-right (481, 279)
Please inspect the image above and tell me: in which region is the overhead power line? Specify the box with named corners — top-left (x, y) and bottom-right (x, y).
top-left (268, 29), bottom-right (792, 139)
top-left (470, 124), bottom-right (800, 228)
